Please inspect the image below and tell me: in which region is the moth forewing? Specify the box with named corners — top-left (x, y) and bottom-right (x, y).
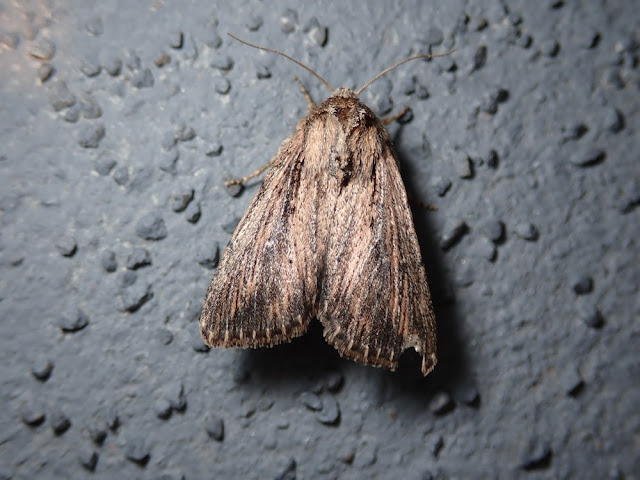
top-left (200, 36), bottom-right (438, 376)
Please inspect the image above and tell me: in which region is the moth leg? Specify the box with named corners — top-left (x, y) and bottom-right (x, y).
top-left (293, 76), bottom-right (316, 110)
top-left (381, 106), bottom-right (411, 125)
top-left (224, 157), bottom-right (275, 187)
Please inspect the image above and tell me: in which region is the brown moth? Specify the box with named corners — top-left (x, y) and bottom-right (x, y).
top-left (200, 34), bottom-right (440, 376)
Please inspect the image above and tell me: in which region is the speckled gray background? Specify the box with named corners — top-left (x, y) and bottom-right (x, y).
top-left (1, 1), bottom-right (638, 479)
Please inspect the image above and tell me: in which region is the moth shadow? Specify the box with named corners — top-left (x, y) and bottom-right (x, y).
top-left (238, 321), bottom-right (345, 380)
top-left (237, 322), bottom-right (452, 402)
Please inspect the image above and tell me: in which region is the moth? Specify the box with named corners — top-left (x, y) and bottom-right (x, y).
top-left (200, 34), bottom-right (441, 376)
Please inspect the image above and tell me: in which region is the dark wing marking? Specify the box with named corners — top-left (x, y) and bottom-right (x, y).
top-left (319, 124), bottom-right (437, 376)
top-left (200, 130), bottom-right (322, 348)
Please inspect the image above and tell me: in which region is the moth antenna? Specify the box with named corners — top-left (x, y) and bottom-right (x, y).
top-left (355, 50), bottom-right (456, 96)
top-left (227, 33), bottom-right (335, 93)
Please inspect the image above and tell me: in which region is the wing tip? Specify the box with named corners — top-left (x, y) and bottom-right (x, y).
top-left (421, 352), bottom-right (437, 376)
top-left (324, 325), bottom-right (437, 376)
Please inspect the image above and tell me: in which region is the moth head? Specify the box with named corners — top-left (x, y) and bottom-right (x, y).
top-left (333, 87), bottom-right (357, 99)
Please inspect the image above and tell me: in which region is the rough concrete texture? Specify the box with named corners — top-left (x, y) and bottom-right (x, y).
top-left (1, 1), bottom-right (638, 479)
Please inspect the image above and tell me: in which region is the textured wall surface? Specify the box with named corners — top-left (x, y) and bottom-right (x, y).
top-left (1, 1), bottom-right (638, 479)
